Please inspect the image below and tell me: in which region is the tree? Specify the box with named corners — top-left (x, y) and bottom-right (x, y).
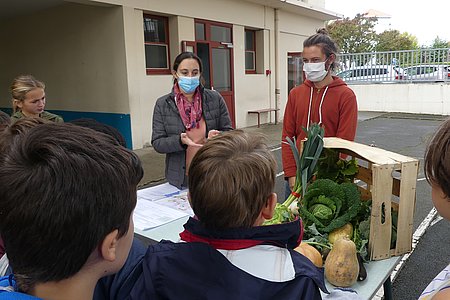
top-left (430, 36), bottom-right (449, 49)
top-left (400, 32), bottom-right (420, 49)
top-left (375, 30), bottom-right (419, 52)
top-left (326, 13), bottom-right (378, 54)
top-left (426, 36), bottom-right (450, 63)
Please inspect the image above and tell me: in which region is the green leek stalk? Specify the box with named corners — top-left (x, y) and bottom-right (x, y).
top-left (263, 123), bottom-right (324, 225)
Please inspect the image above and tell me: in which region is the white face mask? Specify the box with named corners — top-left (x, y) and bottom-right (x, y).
top-left (303, 61), bottom-right (329, 82)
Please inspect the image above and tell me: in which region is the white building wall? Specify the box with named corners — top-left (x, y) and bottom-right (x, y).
top-left (234, 25), bottom-right (275, 128)
top-left (0, 2), bottom-right (129, 113)
top-left (351, 83), bottom-right (450, 115)
top-left (93, 0), bottom-right (267, 28)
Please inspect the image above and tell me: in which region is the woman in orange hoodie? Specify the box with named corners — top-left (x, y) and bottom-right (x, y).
top-left (282, 28), bottom-right (358, 199)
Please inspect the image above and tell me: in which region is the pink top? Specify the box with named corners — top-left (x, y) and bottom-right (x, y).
top-left (185, 118), bottom-right (206, 175)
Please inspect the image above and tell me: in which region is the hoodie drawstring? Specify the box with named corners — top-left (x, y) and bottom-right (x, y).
top-left (306, 85), bottom-right (329, 129)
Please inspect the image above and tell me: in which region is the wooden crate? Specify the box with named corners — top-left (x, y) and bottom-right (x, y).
top-left (323, 137), bottom-right (419, 261)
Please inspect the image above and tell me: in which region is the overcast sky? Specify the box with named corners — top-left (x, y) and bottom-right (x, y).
top-left (325, 0), bottom-right (449, 46)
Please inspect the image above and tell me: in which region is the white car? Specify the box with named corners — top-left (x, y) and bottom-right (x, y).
top-left (403, 65), bottom-right (449, 81)
top-left (336, 65), bottom-right (409, 82)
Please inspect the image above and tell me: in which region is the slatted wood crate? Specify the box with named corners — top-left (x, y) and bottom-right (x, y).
top-left (324, 137), bottom-right (419, 261)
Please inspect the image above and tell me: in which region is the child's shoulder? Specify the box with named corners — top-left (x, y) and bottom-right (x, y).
top-left (146, 239), bottom-right (217, 256)
top-left (419, 264), bottom-right (450, 299)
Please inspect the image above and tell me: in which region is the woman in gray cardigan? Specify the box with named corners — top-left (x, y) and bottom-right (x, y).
top-left (152, 52), bottom-right (233, 189)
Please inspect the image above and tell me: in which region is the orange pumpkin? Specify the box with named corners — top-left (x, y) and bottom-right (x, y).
top-left (294, 242), bottom-right (323, 267)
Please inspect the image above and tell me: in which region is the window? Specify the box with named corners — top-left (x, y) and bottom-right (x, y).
top-left (195, 23), bottom-right (205, 40)
top-left (143, 14), bottom-right (170, 75)
top-left (245, 29), bottom-right (256, 74)
top-left (288, 52), bottom-right (303, 92)
top-left (211, 25), bottom-right (231, 43)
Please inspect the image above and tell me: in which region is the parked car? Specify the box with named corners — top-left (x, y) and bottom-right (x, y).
top-left (403, 64), bottom-right (449, 81)
top-left (336, 65), bottom-right (409, 82)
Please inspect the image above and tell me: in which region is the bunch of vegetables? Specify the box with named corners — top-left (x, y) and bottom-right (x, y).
top-left (300, 177), bottom-right (372, 262)
top-left (263, 124), bottom-right (402, 287)
top-left (299, 149), bottom-right (375, 286)
top-left (263, 124), bottom-right (324, 225)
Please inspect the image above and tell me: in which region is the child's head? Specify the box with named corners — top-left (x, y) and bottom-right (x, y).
top-left (69, 118), bottom-right (127, 147)
top-left (424, 118), bottom-right (450, 220)
top-left (188, 130), bottom-right (277, 229)
top-left (0, 122), bottom-right (143, 292)
top-left (0, 110), bottom-right (10, 128)
top-left (11, 75), bottom-right (46, 115)
top-left (0, 117), bottom-right (49, 156)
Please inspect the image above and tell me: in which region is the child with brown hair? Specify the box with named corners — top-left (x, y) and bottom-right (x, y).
top-left (0, 122), bottom-right (143, 299)
top-left (96, 130), bottom-right (327, 300)
top-left (0, 111), bottom-right (10, 130)
top-left (0, 117), bottom-right (48, 264)
top-left (419, 117), bottom-right (450, 300)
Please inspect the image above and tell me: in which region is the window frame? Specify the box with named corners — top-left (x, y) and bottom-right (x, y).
top-left (143, 14), bottom-right (171, 75)
top-left (245, 29), bottom-right (256, 74)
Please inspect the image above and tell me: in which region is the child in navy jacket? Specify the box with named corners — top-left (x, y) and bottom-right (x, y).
top-left (96, 130), bottom-right (327, 300)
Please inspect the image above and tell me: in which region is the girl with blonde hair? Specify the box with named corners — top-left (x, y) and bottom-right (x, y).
top-left (10, 75), bottom-right (63, 123)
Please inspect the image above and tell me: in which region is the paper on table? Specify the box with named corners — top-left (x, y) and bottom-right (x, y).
top-left (154, 190), bottom-right (194, 217)
top-left (133, 198), bottom-right (189, 230)
top-left (137, 182), bottom-right (183, 201)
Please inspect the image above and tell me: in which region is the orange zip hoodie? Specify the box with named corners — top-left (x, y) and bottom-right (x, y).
top-left (282, 76), bottom-right (358, 178)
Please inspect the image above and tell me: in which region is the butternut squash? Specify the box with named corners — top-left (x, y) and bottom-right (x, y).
top-left (294, 242), bottom-right (323, 268)
top-left (328, 223), bottom-right (353, 244)
top-left (324, 236), bottom-right (359, 287)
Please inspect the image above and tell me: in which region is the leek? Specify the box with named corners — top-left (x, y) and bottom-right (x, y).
top-left (263, 123), bottom-right (324, 225)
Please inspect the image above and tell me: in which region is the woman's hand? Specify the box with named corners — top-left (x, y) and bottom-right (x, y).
top-left (181, 133), bottom-right (203, 147)
top-left (207, 130), bottom-right (220, 139)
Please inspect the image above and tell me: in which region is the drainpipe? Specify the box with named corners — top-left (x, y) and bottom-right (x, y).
top-left (274, 8), bottom-right (280, 124)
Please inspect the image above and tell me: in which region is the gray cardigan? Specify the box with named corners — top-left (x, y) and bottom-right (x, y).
top-left (151, 87), bottom-right (233, 189)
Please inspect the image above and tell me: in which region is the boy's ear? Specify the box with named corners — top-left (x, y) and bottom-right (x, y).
top-left (100, 229), bottom-right (120, 262)
top-left (261, 193), bottom-right (277, 220)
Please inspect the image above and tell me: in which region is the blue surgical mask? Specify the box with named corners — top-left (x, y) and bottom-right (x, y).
top-left (177, 75), bottom-right (200, 94)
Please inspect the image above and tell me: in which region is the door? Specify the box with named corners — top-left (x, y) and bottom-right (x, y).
top-left (182, 20), bottom-right (235, 127)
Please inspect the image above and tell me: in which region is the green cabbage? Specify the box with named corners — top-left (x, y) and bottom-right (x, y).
top-left (310, 204), bottom-right (333, 221)
top-left (299, 179), bottom-right (362, 233)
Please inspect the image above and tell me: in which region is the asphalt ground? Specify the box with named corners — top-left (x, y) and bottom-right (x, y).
top-left (134, 112), bottom-right (449, 299)
top-left (353, 113), bottom-right (447, 299)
